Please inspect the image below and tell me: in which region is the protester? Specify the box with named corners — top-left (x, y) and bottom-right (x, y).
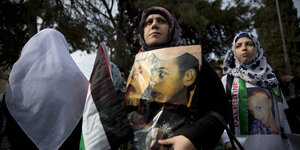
top-left (214, 66), bottom-right (223, 78)
top-left (127, 6), bottom-right (230, 150)
top-left (2, 29), bottom-right (88, 149)
top-left (279, 75), bottom-right (300, 134)
top-left (110, 61), bottom-right (126, 101)
top-left (221, 32), bottom-right (291, 150)
top-left (119, 67), bottom-right (127, 92)
top-left (280, 75), bottom-right (300, 87)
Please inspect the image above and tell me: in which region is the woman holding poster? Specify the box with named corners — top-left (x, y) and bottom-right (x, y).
top-left (221, 32), bottom-right (292, 150)
top-left (124, 6), bottom-right (230, 150)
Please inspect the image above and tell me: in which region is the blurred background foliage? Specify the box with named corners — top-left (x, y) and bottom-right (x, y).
top-left (0, 0), bottom-right (299, 80)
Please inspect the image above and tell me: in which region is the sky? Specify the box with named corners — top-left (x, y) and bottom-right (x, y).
top-left (72, 0), bottom-right (300, 78)
top-left (294, 0), bottom-right (300, 17)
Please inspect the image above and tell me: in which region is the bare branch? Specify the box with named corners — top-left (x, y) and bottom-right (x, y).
top-left (101, 0), bottom-right (117, 28)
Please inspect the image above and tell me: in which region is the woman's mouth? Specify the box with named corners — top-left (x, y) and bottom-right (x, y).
top-left (242, 53), bottom-right (248, 57)
top-left (149, 32), bottom-right (160, 37)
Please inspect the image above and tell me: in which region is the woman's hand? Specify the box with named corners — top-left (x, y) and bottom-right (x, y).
top-left (158, 135), bottom-right (196, 150)
top-left (280, 75), bottom-right (294, 83)
top-left (225, 142), bottom-right (233, 150)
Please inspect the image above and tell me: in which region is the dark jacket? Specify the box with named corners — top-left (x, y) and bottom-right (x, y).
top-left (139, 56), bottom-right (230, 150)
top-left (1, 95), bottom-right (82, 150)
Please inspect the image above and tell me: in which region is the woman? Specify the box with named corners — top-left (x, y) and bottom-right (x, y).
top-left (131, 6), bottom-right (230, 150)
top-left (221, 32), bottom-right (291, 150)
top-left (3, 29), bottom-right (88, 149)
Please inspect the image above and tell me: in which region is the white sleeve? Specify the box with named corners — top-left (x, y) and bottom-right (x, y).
top-left (221, 130), bottom-right (230, 146)
top-left (221, 129), bottom-right (248, 147)
top-left (279, 90), bottom-right (291, 133)
top-left (221, 75), bottom-right (227, 90)
top-left (281, 90), bottom-right (289, 110)
top-left (282, 111), bottom-right (291, 133)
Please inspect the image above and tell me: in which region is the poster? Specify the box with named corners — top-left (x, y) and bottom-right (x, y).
top-left (124, 45), bottom-right (201, 149)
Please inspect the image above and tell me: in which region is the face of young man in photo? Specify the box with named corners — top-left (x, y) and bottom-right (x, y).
top-left (143, 14), bottom-right (169, 47)
top-left (234, 37), bottom-right (256, 64)
top-left (149, 58), bottom-right (187, 104)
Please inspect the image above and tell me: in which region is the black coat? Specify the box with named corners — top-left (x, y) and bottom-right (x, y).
top-left (1, 95), bottom-right (82, 150)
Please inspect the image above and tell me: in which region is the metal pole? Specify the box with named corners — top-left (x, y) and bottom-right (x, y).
top-left (275, 0), bottom-right (295, 98)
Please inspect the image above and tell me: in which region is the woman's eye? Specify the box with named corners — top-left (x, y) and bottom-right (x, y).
top-left (158, 19), bottom-right (166, 23)
top-left (247, 43), bottom-right (254, 46)
top-left (145, 20), bottom-right (153, 26)
top-left (256, 106), bottom-right (261, 111)
top-left (235, 45), bottom-right (241, 49)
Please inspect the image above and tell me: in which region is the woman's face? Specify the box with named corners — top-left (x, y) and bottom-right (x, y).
top-left (143, 14), bottom-right (169, 47)
top-left (248, 92), bottom-right (272, 125)
top-left (234, 37), bottom-right (256, 64)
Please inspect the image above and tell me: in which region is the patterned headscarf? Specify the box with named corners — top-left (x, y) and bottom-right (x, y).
top-left (139, 6), bottom-right (181, 51)
top-left (223, 32), bottom-right (278, 88)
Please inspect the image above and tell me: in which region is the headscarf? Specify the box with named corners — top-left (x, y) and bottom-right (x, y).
top-left (223, 32), bottom-right (278, 88)
top-left (139, 6), bottom-right (182, 51)
top-left (5, 28), bottom-right (88, 150)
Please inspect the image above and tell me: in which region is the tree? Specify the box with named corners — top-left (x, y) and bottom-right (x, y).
top-left (254, 0), bottom-right (300, 76)
top-left (1, 0), bottom-right (256, 80)
top-left (133, 0), bottom-right (255, 60)
top-left (0, 0), bottom-right (98, 80)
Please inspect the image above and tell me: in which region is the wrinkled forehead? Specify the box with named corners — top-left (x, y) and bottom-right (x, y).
top-left (141, 7), bottom-right (172, 24)
top-left (145, 14), bottom-right (167, 22)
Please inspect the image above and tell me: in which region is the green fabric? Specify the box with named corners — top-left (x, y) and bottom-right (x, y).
top-left (238, 78), bottom-right (248, 135)
top-left (79, 133), bottom-right (85, 150)
top-left (272, 86), bottom-right (283, 102)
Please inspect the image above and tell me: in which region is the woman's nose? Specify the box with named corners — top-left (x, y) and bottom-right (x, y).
top-left (241, 44), bottom-right (247, 51)
top-left (151, 20), bottom-right (158, 29)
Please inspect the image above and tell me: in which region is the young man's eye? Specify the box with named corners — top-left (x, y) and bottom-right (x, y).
top-left (158, 71), bottom-right (165, 79)
top-left (235, 45), bottom-right (241, 49)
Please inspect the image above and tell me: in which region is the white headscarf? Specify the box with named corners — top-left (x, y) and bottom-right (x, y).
top-left (223, 32), bottom-right (278, 88)
top-left (5, 29), bottom-right (88, 150)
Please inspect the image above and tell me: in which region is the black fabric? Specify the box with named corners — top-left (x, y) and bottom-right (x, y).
top-left (131, 56), bottom-right (230, 149)
top-left (1, 95), bottom-right (82, 150)
top-left (90, 49), bottom-right (133, 149)
top-left (225, 75), bottom-right (237, 150)
top-left (225, 75), bottom-right (236, 134)
top-left (178, 57), bottom-right (230, 149)
top-left (285, 76), bottom-right (300, 134)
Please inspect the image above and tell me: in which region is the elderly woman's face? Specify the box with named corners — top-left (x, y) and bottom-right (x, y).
top-left (234, 37), bottom-right (256, 64)
top-left (143, 14), bottom-right (169, 47)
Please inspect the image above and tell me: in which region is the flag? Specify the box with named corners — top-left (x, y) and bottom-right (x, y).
top-left (80, 45), bottom-right (133, 150)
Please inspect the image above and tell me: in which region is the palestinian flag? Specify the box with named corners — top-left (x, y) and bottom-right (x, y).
top-left (80, 45), bottom-right (133, 150)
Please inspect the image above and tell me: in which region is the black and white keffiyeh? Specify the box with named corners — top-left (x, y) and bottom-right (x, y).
top-left (223, 32), bottom-right (278, 88)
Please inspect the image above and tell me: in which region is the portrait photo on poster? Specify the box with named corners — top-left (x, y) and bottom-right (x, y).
top-left (247, 87), bottom-right (279, 135)
top-left (124, 45), bottom-right (202, 150)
